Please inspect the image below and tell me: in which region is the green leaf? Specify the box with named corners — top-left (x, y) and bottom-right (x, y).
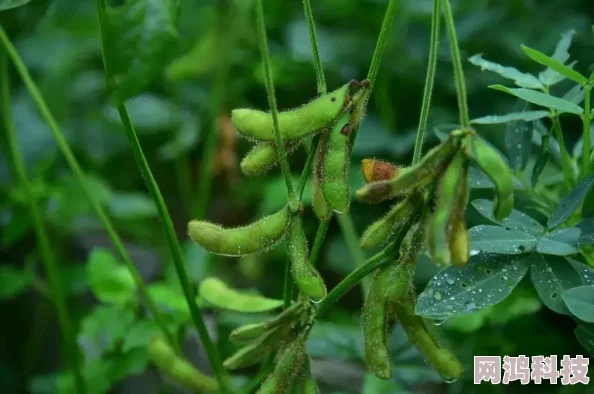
top-left (577, 218), bottom-right (594, 245)
top-left (536, 227), bottom-right (581, 256)
top-left (87, 248), bottom-right (136, 305)
top-left (469, 54), bottom-right (544, 89)
top-left (148, 282), bottom-right (189, 319)
top-left (0, 266), bottom-right (32, 300)
top-left (563, 286), bottom-right (594, 322)
top-left (415, 253), bottom-right (529, 320)
top-left (538, 30), bottom-right (576, 86)
top-left (575, 325), bottom-right (594, 356)
top-left (0, 0), bottom-right (33, 11)
top-left (122, 320), bottom-right (160, 352)
top-left (165, 32), bottom-right (218, 81)
top-left (157, 116), bottom-right (201, 161)
top-left (563, 84), bottom-right (585, 105)
top-left (530, 255), bottom-right (583, 315)
top-left (471, 199), bottom-right (544, 235)
top-left (489, 85), bottom-right (584, 115)
top-left (470, 111), bottom-right (549, 124)
top-left (548, 174), bottom-right (594, 229)
top-left (521, 45), bottom-right (588, 85)
top-left (103, 0), bottom-right (180, 99)
top-left (531, 150), bottom-right (550, 186)
top-left (363, 374), bottom-right (408, 394)
top-left (77, 305), bottom-right (135, 361)
top-left (568, 259), bottom-right (594, 286)
top-left (197, 277), bottom-right (283, 312)
top-left (109, 192), bottom-right (157, 220)
top-left (103, 94), bottom-right (182, 132)
top-left (307, 320), bottom-right (363, 360)
top-left (505, 119), bottom-right (533, 171)
top-left (469, 225), bottom-right (538, 254)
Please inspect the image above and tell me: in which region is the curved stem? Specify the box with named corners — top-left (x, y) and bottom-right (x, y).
top-left (412, 0), bottom-right (442, 165)
top-left (310, 218), bottom-right (331, 268)
top-left (94, 1), bottom-right (231, 391)
top-left (442, 0), bottom-right (469, 128)
top-left (0, 23), bottom-right (179, 356)
top-left (2, 49), bottom-right (85, 394)
top-left (255, 0), bottom-right (297, 211)
top-left (302, 0), bottom-right (326, 95)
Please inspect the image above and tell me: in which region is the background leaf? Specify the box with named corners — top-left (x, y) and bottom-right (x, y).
top-left (489, 85), bottom-right (584, 115)
top-left (415, 253), bottom-right (529, 320)
top-left (0, 265), bottom-right (33, 300)
top-left (530, 255), bottom-right (583, 315)
top-left (0, 0), bottom-right (33, 10)
top-left (470, 111), bottom-right (549, 124)
top-left (468, 54), bottom-right (543, 89)
top-left (538, 29), bottom-right (576, 86)
top-left (548, 174), bottom-right (594, 229)
top-left (87, 248), bottom-right (136, 305)
top-left (536, 227), bottom-right (581, 256)
top-left (505, 119), bottom-right (533, 171)
top-left (562, 286), bottom-right (594, 322)
top-left (521, 45), bottom-right (587, 85)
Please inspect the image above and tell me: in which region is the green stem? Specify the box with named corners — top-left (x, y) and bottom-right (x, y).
top-left (552, 115), bottom-right (574, 188)
top-left (302, 0), bottom-right (326, 94)
top-left (583, 86), bottom-right (591, 178)
top-left (310, 219), bottom-right (331, 268)
top-left (412, 0), bottom-right (442, 165)
top-left (94, 2), bottom-right (231, 391)
top-left (255, 0), bottom-right (297, 211)
top-left (0, 22), bottom-right (179, 357)
top-left (442, 0), bottom-right (469, 128)
top-left (282, 258), bottom-right (293, 309)
top-left (366, 0), bottom-right (399, 95)
top-left (1, 50), bottom-right (85, 394)
top-left (336, 213), bottom-right (370, 295)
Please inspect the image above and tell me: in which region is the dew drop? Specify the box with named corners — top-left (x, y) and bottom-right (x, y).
top-left (442, 376), bottom-right (458, 383)
top-left (434, 292), bottom-right (443, 300)
top-left (310, 296), bottom-right (325, 304)
top-left (446, 279), bottom-right (455, 285)
top-left (433, 318), bottom-right (447, 326)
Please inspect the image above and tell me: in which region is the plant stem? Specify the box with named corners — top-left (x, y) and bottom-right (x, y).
top-left (583, 86), bottom-right (592, 178)
top-left (316, 247), bottom-right (390, 317)
top-left (255, 0), bottom-right (298, 211)
top-left (552, 115), bottom-right (574, 188)
top-left (412, 0), bottom-right (442, 165)
top-left (0, 23), bottom-right (179, 356)
top-left (442, 0), bottom-right (469, 128)
top-left (1, 50), bottom-right (85, 394)
top-left (302, 0), bottom-right (326, 95)
top-left (310, 219), bottom-right (330, 268)
top-left (282, 259), bottom-right (293, 309)
top-left (366, 0), bottom-right (399, 95)
top-left (94, 2), bottom-right (232, 391)
top-left (336, 213), bottom-right (370, 295)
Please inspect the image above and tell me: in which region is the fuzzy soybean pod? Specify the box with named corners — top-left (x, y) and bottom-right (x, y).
top-left (148, 336), bottom-right (218, 393)
top-left (312, 133), bottom-right (333, 220)
top-left (320, 112), bottom-right (353, 213)
top-left (230, 302), bottom-right (304, 341)
top-left (449, 219), bottom-right (470, 266)
top-left (359, 195), bottom-right (418, 249)
top-left (428, 152), bottom-right (469, 265)
top-left (288, 212), bottom-right (327, 301)
top-left (188, 205), bottom-right (290, 256)
top-left (257, 339), bottom-right (307, 394)
top-left (361, 158), bottom-right (400, 183)
top-left (232, 83), bottom-right (353, 142)
top-left (240, 141), bottom-right (302, 176)
top-left (467, 135), bottom-right (514, 220)
top-left (224, 324), bottom-right (290, 370)
top-left (299, 357), bottom-right (320, 394)
top-left (355, 135), bottom-right (461, 204)
top-left (392, 296), bottom-right (463, 381)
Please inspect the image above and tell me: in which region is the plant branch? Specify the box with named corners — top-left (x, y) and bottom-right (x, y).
top-left (255, 0), bottom-right (298, 211)
top-left (443, 0), bottom-right (469, 128)
top-left (366, 0), bottom-right (399, 95)
top-left (94, 1), bottom-right (232, 391)
top-left (1, 49), bottom-right (85, 394)
top-left (412, 0), bottom-right (442, 164)
top-left (583, 86), bottom-right (591, 178)
top-left (552, 114), bottom-right (575, 188)
top-left (302, 0), bottom-right (326, 94)
top-left (0, 22), bottom-right (179, 357)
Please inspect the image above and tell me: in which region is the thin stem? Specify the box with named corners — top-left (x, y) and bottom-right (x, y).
top-left (316, 248), bottom-right (390, 317)
top-left (552, 115), bottom-right (574, 188)
top-left (94, 1), bottom-right (231, 391)
top-left (255, 0), bottom-right (297, 210)
top-left (412, 0), bottom-right (442, 165)
top-left (310, 219), bottom-right (331, 268)
top-left (366, 0), bottom-right (399, 95)
top-left (302, 0), bottom-right (326, 94)
top-left (1, 50), bottom-right (85, 394)
top-left (282, 258), bottom-right (293, 309)
top-left (0, 23), bottom-right (179, 356)
top-left (442, 0), bottom-right (469, 128)
top-left (336, 213), bottom-right (370, 295)
top-left (583, 86), bottom-right (591, 177)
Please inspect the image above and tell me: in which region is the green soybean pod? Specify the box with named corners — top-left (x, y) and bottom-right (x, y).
top-left (230, 302), bottom-right (303, 340)
top-left (428, 152), bottom-right (469, 265)
top-left (392, 296), bottom-right (463, 381)
top-left (188, 205), bottom-right (290, 256)
top-left (288, 213), bottom-right (327, 301)
top-left (355, 135), bottom-right (461, 203)
top-left (300, 357), bottom-right (320, 394)
top-left (198, 277), bottom-right (284, 312)
top-left (360, 195), bottom-right (417, 249)
top-left (241, 141), bottom-right (302, 176)
top-left (312, 132), bottom-right (333, 220)
top-left (321, 112), bottom-right (352, 213)
top-left (467, 135), bottom-right (514, 220)
top-left (449, 219), bottom-right (470, 266)
top-left (232, 83), bottom-right (353, 142)
top-left (224, 325), bottom-right (289, 370)
top-left (148, 336), bottom-right (218, 393)
top-left (257, 340), bottom-right (307, 394)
